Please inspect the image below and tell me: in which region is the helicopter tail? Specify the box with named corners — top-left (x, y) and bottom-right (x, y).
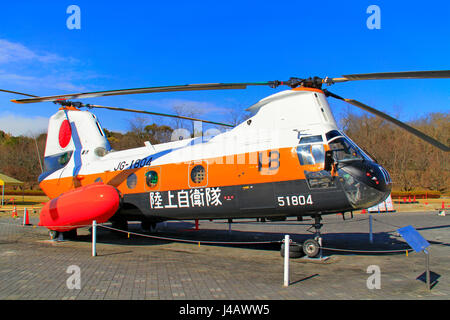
top-left (39, 108), bottom-right (111, 183)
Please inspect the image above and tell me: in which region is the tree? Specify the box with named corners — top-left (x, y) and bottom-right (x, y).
top-left (340, 110), bottom-right (449, 192)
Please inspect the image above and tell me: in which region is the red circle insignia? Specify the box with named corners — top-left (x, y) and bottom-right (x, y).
top-left (58, 120), bottom-right (72, 148)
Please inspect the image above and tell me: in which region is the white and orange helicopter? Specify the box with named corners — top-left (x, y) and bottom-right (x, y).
top-left (2, 70), bottom-right (449, 257)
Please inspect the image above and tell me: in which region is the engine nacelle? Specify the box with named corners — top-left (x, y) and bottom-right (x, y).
top-left (39, 183), bottom-right (121, 232)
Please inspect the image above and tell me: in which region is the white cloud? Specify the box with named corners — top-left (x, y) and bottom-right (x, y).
top-left (0, 39), bottom-right (94, 93)
top-left (0, 113), bottom-right (48, 136)
top-left (0, 70), bottom-right (88, 92)
top-left (0, 39), bottom-right (66, 64)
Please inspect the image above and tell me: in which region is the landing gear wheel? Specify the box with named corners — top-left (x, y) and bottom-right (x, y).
top-left (280, 243), bottom-right (303, 259)
top-left (303, 239), bottom-right (320, 258)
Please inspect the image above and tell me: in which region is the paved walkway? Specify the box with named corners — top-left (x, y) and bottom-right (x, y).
top-left (0, 211), bottom-right (449, 300)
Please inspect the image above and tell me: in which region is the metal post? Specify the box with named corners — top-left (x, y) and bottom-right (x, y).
top-left (92, 220), bottom-right (97, 257)
top-left (369, 215), bottom-right (373, 244)
top-left (228, 218), bottom-right (232, 234)
top-left (1, 185), bottom-right (4, 207)
top-left (318, 237), bottom-right (323, 259)
top-left (283, 235), bottom-right (290, 287)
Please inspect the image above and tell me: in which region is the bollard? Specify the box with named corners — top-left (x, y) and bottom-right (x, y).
top-left (92, 220), bottom-right (97, 257)
top-left (283, 235), bottom-right (290, 287)
top-left (369, 215), bottom-right (373, 244)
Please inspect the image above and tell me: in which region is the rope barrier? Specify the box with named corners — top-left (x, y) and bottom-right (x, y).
top-left (0, 219), bottom-right (418, 254)
top-left (0, 221), bottom-right (92, 229)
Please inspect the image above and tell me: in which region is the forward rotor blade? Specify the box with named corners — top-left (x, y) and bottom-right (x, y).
top-left (11, 82), bottom-right (275, 104)
top-left (330, 70), bottom-right (450, 83)
top-left (324, 89), bottom-right (450, 152)
top-left (88, 104), bottom-right (234, 127)
top-left (0, 89), bottom-right (38, 97)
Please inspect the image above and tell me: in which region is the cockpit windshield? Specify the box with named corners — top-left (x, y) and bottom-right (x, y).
top-left (328, 137), bottom-right (364, 162)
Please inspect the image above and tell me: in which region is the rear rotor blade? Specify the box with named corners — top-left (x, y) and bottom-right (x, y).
top-left (11, 82), bottom-right (275, 104)
top-left (330, 70), bottom-right (450, 83)
top-left (87, 104), bottom-right (234, 128)
top-left (324, 89), bottom-right (450, 152)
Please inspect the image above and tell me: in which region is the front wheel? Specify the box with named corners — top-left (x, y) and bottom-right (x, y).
top-left (303, 239), bottom-right (320, 258)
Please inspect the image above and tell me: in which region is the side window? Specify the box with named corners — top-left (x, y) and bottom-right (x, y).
top-left (191, 165), bottom-right (205, 184)
top-left (296, 144), bottom-right (325, 165)
top-left (145, 170), bottom-right (158, 188)
top-left (126, 173), bottom-right (137, 189)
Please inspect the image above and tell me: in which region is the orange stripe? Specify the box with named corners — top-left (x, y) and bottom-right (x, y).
top-left (39, 146), bottom-right (325, 198)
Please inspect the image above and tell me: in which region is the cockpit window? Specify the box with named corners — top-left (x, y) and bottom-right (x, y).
top-left (296, 144), bottom-right (325, 165)
top-left (299, 135), bottom-right (323, 144)
top-left (328, 137), bottom-right (364, 162)
top-left (325, 130), bottom-right (342, 141)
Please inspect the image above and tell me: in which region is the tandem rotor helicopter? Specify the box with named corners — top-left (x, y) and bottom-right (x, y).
top-left (1, 70), bottom-right (449, 257)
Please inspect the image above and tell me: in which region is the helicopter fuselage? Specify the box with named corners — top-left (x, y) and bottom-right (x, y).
top-left (38, 88), bottom-right (392, 225)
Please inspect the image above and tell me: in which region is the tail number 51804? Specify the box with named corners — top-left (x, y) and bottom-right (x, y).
top-left (277, 195), bottom-right (313, 207)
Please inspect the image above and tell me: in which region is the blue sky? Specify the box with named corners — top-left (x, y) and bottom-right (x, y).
top-left (0, 0), bottom-right (449, 136)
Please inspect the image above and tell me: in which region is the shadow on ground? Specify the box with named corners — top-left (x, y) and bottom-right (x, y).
top-left (68, 219), bottom-right (414, 257)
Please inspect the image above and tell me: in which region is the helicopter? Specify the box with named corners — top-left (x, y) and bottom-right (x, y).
top-left (2, 70), bottom-right (449, 257)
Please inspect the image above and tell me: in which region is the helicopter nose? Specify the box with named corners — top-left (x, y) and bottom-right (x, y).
top-left (338, 161), bottom-right (392, 209)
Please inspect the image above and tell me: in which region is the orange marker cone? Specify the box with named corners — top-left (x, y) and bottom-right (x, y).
top-left (12, 206), bottom-right (17, 218)
top-left (23, 208), bottom-right (31, 226)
